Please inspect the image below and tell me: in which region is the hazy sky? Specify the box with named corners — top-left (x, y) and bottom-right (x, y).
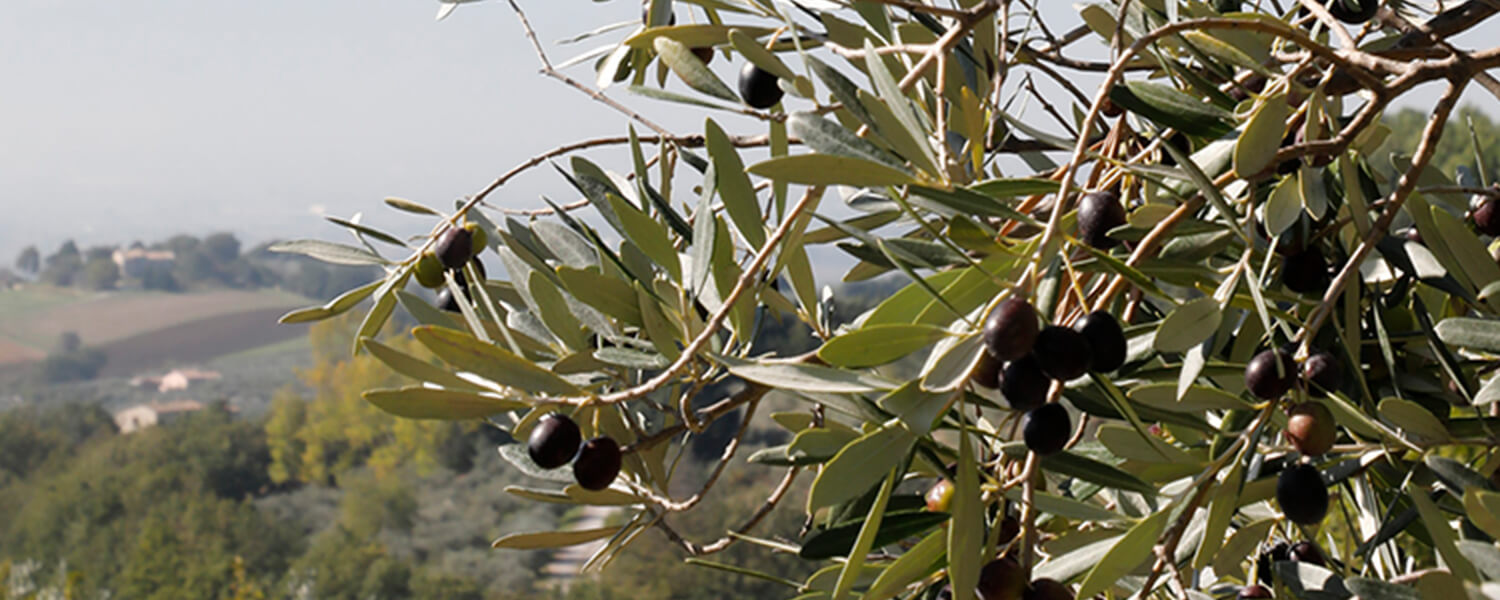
top-left (1, 0), bottom-right (1496, 267)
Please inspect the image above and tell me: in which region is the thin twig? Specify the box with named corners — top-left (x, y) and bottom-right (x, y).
top-left (1297, 80), bottom-right (1465, 345)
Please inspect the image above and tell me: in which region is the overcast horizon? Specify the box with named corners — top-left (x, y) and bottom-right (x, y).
top-left (3, 0), bottom-right (1497, 273)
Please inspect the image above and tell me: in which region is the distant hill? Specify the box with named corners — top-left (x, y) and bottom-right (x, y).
top-left (0, 287), bottom-right (314, 378)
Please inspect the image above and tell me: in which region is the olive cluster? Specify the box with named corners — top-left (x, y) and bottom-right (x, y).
top-left (527, 413), bottom-right (623, 491)
top-left (1242, 540), bottom-right (1329, 598)
top-left (972, 556), bottom-right (1074, 600)
top-left (1243, 348), bottom-right (1345, 526)
top-left (415, 223), bottom-right (488, 312)
top-left (974, 296), bottom-right (1127, 457)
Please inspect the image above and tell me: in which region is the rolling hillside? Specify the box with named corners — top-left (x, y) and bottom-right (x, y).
top-left (0, 286), bottom-right (314, 375)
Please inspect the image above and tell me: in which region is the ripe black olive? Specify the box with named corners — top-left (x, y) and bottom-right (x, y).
top-left (1276, 463), bottom-right (1329, 525)
top-left (528, 413), bottom-right (582, 469)
top-left (972, 351), bottom-right (1003, 389)
top-left (1474, 197), bottom-right (1500, 236)
top-left (1032, 326), bottom-right (1092, 381)
top-left (574, 436), bottom-right (623, 491)
top-left (976, 556), bottom-right (1027, 600)
top-left (1076, 191), bottom-right (1127, 250)
top-left (1245, 349), bottom-right (1297, 400)
top-left (1282, 246), bottom-right (1329, 295)
top-left (1327, 0), bottom-right (1378, 24)
top-left (984, 297), bottom-right (1040, 361)
top-left (738, 63), bottom-right (784, 109)
top-left (1302, 352), bottom-right (1342, 397)
top-left (1001, 355), bottom-right (1050, 412)
top-left (1023, 403), bottom-right (1071, 456)
top-left (1022, 578), bottom-right (1073, 600)
top-left (1075, 311), bottom-right (1126, 373)
top-left (436, 288), bottom-right (461, 313)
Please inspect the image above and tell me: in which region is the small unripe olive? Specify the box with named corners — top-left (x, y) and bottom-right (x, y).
top-left (1285, 402), bottom-right (1337, 456)
top-left (464, 222), bottom-right (488, 257)
top-left (414, 252), bottom-right (445, 289)
top-left (1023, 403), bottom-right (1070, 456)
top-left (1245, 349), bottom-right (1297, 400)
top-left (1276, 463), bottom-right (1329, 525)
top-left (925, 479), bottom-right (955, 512)
top-left (984, 297), bottom-right (1040, 361)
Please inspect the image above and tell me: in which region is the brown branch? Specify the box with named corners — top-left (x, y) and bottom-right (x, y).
top-left (634, 392), bottom-right (763, 512)
top-left (1327, 0), bottom-right (1500, 94)
top-left (655, 465), bottom-right (803, 556)
top-left (1297, 80), bottom-right (1466, 344)
top-left (505, 0), bottom-right (671, 136)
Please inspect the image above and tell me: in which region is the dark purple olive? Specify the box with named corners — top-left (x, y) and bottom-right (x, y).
top-left (1291, 541), bottom-right (1326, 566)
top-left (1245, 349), bottom-right (1297, 400)
top-left (1282, 247), bottom-right (1329, 295)
top-left (1075, 311), bottom-right (1126, 372)
top-left (573, 436), bottom-right (623, 491)
top-left (1022, 578), bottom-right (1073, 600)
top-left (1032, 326), bottom-right (1092, 381)
top-left (984, 297), bottom-right (1040, 361)
top-left (1001, 355), bottom-right (1050, 411)
top-left (976, 557), bottom-right (1027, 600)
top-left (1076, 191), bottom-right (1126, 250)
top-left (528, 413), bottom-right (582, 469)
top-left (435, 226), bottom-right (473, 270)
top-left (972, 351), bottom-right (1003, 389)
top-left (1023, 403), bottom-right (1070, 456)
top-left (1239, 584), bottom-right (1273, 599)
top-left (1327, 0), bottom-right (1378, 24)
top-left (738, 63), bottom-right (783, 109)
top-left (436, 288), bottom-right (461, 313)
top-left (1302, 352), bottom-right (1342, 397)
top-left (1474, 197), bottom-right (1500, 236)
top-left (1276, 463), bottom-right (1329, 525)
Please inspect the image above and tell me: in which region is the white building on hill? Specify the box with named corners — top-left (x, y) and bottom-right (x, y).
top-left (114, 400), bottom-right (204, 434)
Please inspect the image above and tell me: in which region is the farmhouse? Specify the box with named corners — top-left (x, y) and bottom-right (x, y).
top-left (129, 367), bottom-right (222, 392)
top-left (113, 400), bottom-right (205, 434)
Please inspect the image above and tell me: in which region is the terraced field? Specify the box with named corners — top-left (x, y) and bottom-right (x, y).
top-left (0, 286), bottom-right (313, 373)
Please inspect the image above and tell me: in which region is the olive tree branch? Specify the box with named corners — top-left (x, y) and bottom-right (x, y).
top-left (631, 391), bottom-right (763, 512)
top-left (1035, 15), bottom-right (1390, 294)
top-left (1296, 80), bottom-right (1465, 345)
top-left (560, 186), bottom-right (826, 407)
top-left (654, 464), bottom-right (804, 556)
